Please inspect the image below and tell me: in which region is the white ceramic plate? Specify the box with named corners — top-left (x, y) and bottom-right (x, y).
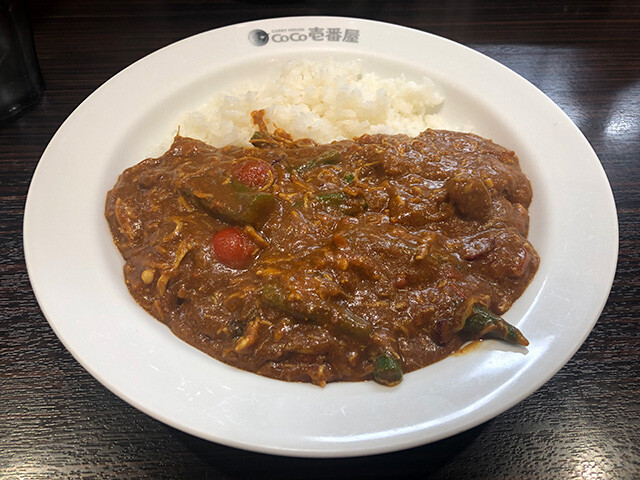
top-left (24, 17), bottom-right (618, 457)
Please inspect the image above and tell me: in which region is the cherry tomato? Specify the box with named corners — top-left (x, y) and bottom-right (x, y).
top-left (232, 158), bottom-right (273, 190)
top-left (212, 227), bottom-right (257, 269)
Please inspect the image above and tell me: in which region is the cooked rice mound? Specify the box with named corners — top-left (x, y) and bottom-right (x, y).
top-left (178, 59), bottom-right (448, 147)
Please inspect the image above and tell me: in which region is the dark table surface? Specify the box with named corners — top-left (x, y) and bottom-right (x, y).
top-left (2, 0), bottom-right (639, 478)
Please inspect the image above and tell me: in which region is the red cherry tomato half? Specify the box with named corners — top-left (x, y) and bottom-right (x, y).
top-left (232, 158), bottom-right (273, 190)
top-left (212, 227), bottom-right (258, 269)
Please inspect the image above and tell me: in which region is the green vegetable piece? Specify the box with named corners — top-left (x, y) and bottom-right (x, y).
top-left (294, 149), bottom-right (341, 173)
top-left (463, 305), bottom-right (529, 346)
top-left (259, 284), bottom-right (286, 310)
top-left (336, 305), bottom-right (373, 340)
top-left (183, 185), bottom-right (275, 227)
top-left (373, 353), bottom-right (403, 386)
top-left (344, 173), bottom-right (355, 184)
top-left (229, 178), bottom-right (251, 192)
top-left (259, 283), bottom-right (317, 323)
top-left (207, 190), bottom-right (275, 226)
top-left (235, 191), bottom-right (276, 225)
top-left (249, 131), bottom-right (279, 148)
top-left (315, 191), bottom-right (368, 216)
top-left (316, 192), bottom-right (346, 205)
top-left (259, 283), bottom-right (372, 341)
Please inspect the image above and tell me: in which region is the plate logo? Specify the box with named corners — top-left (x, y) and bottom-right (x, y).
top-left (249, 26), bottom-right (360, 46)
top-left (248, 29), bottom-right (269, 46)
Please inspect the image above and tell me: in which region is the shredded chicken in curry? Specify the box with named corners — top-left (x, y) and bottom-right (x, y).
top-left (106, 115), bottom-right (538, 386)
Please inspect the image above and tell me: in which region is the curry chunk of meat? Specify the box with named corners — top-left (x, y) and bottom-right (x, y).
top-left (105, 127), bottom-right (539, 387)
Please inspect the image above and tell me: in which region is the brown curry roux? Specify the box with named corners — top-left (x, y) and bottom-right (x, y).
top-left (105, 126), bottom-right (539, 386)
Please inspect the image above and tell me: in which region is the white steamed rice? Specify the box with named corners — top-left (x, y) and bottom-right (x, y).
top-left (178, 59), bottom-right (449, 147)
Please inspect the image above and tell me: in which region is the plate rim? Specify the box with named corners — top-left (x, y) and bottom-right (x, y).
top-left (23, 16), bottom-right (618, 457)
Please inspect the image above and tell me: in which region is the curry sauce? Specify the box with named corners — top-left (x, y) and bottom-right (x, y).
top-left (105, 126), bottom-right (539, 386)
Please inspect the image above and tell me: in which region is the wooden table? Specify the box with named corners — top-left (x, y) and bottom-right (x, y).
top-left (2, 1), bottom-right (638, 478)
